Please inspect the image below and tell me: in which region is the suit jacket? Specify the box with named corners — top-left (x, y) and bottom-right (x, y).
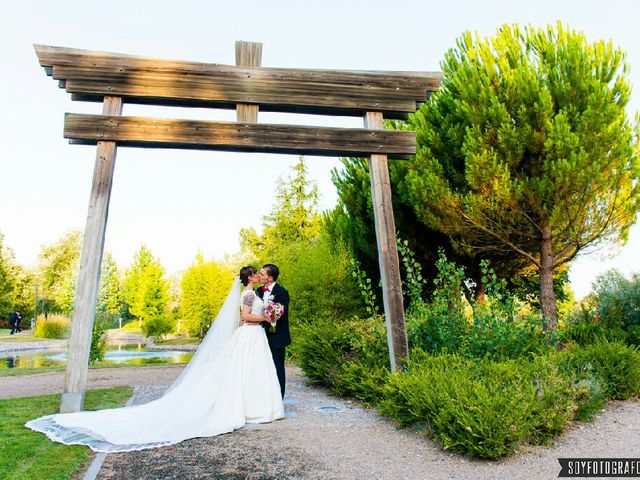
top-left (9, 312), bottom-right (20, 325)
top-left (256, 283), bottom-right (291, 348)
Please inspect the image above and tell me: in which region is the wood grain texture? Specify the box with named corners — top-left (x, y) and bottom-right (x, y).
top-left (35, 45), bottom-right (441, 119)
top-left (364, 111), bottom-right (409, 372)
top-left (61, 96), bottom-right (123, 413)
top-left (235, 41), bottom-right (262, 123)
top-left (64, 114), bottom-right (416, 159)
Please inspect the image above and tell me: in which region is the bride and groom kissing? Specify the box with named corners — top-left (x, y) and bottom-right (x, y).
top-left (26, 263), bottom-right (291, 452)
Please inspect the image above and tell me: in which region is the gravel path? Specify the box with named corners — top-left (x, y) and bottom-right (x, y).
top-left (0, 365), bottom-right (184, 399)
top-left (0, 338), bottom-right (67, 352)
top-left (4, 364), bottom-right (639, 479)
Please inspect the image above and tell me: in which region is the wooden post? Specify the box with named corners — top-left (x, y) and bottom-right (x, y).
top-left (235, 41), bottom-right (262, 123)
top-left (364, 111), bottom-right (408, 372)
top-left (60, 96), bottom-right (123, 413)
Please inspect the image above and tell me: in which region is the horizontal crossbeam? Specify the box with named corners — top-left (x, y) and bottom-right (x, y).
top-left (64, 114), bottom-right (416, 159)
top-left (36, 45), bottom-right (441, 119)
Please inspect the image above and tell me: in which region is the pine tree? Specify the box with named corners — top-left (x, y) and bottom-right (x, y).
top-left (405, 23), bottom-right (640, 328)
top-left (96, 252), bottom-right (123, 324)
top-left (241, 156), bottom-right (322, 256)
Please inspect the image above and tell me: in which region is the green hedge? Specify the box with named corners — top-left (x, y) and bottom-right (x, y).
top-left (379, 352), bottom-right (574, 459)
top-left (296, 319), bottom-right (640, 459)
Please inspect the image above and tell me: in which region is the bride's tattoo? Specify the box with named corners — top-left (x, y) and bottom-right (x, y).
top-left (243, 293), bottom-right (255, 307)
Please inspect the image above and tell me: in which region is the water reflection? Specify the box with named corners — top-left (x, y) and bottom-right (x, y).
top-left (0, 344), bottom-right (194, 369)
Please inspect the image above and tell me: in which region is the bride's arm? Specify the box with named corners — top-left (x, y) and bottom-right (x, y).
top-left (240, 293), bottom-right (265, 324)
top-left (241, 305), bottom-right (265, 323)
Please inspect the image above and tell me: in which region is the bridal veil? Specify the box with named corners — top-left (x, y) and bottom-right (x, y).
top-left (26, 278), bottom-right (248, 452)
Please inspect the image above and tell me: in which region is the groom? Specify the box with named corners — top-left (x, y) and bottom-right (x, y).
top-left (256, 264), bottom-right (290, 398)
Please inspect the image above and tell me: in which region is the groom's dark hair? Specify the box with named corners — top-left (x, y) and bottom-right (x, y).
top-left (262, 264), bottom-right (280, 281)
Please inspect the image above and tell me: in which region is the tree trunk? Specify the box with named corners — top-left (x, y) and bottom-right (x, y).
top-left (539, 224), bottom-right (558, 329)
top-left (474, 282), bottom-right (486, 305)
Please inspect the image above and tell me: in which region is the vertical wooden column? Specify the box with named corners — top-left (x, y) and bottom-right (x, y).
top-left (364, 111), bottom-right (408, 372)
top-left (235, 41), bottom-right (262, 123)
top-left (60, 96), bottom-right (123, 413)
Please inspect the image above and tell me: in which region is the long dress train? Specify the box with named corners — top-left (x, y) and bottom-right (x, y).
top-left (25, 279), bottom-right (284, 452)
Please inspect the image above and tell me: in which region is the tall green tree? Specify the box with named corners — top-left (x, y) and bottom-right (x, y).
top-left (241, 156), bottom-right (322, 256)
top-left (179, 253), bottom-right (233, 336)
top-left (404, 23), bottom-right (640, 328)
top-left (240, 156), bottom-right (364, 326)
top-left (96, 252), bottom-right (123, 325)
top-left (328, 156), bottom-right (526, 302)
top-left (123, 246), bottom-right (169, 327)
top-left (38, 230), bottom-right (82, 314)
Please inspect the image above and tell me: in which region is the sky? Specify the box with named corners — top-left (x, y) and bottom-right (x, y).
top-left (0, 0), bottom-right (638, 299)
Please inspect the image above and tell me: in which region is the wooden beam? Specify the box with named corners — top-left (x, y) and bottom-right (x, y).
top-left (50, 65), bottom-right (432, 101)
top-left (60, 96), bottom-right (123, 413)
top-left (364, 111), bottom-right (409, 372)
top-left (35, 44), bottom-right (441, 119)
top-left (235, 41), bottom-right (262, 123)
top-left (57, 73), bottom-right (421, 119)
top-left (63, 114), bottom-right (416, 159)
top-left (35, 45), bottom-right (440, 90)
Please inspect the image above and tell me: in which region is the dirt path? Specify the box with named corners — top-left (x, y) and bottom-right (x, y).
top-left (4, 364), bottom-right (639, 479)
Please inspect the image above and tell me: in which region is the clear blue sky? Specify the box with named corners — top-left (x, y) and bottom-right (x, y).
top-left (1, 0), bottom-right (638, 298)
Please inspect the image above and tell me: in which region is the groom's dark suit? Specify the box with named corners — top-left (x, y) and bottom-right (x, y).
top-left (256, 283), bottom-right (290, 398)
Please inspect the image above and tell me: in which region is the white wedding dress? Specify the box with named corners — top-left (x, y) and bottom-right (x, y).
top-left (25, 279), bottom-right (284, 452)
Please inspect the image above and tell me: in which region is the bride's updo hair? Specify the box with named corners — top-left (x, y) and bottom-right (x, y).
top-left (239, 266), bottom-right (257, 286)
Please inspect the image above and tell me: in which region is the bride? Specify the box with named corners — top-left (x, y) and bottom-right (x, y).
top-left (25, 266), bottom-right (284, 452)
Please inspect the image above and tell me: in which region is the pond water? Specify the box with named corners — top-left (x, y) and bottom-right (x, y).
top-left (0, 344), bottom-right (194, 369)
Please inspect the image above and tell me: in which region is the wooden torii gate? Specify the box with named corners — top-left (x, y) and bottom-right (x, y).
top-left (34, 42), bottom-right (442, 413)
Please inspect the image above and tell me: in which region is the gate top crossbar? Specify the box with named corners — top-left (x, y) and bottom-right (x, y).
top-left (35, 45), bottom-right (441, 119)
top-left (34, 45), bottom-right (441, 159)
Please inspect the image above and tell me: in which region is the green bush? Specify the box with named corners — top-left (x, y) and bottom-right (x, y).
top-left (407, 255), bottom-right (550, 360)
top-left (559, 362), bottom-right (607, 422)
top-left (407, 302), bottom-right (468, 354)
top-left (379, 352), bottom-right (574, 459)
top-left (558, 320), bottom-right (626, 346)
top-left (461, 310), bottom-right (550, 360)
top-left (558, 340), bottom-right (640, 400)
top-left (406, 254), bottom-right (469, 354)
top-left (593, 270), bottom-right (640, 345)
top-left (89, 318), bottom-right (109, 364)
top-left (296, 318), bottom-right (353, 385)
top-left (141, 315), bottom-right (175, 341)
top-left (34, 314), bottom-right (70, 339)
top-left (296, 316), bottom-right (389, 405)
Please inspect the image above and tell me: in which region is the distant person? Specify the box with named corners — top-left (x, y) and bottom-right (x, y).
top-left (9, 310), bottom-right (22, 334)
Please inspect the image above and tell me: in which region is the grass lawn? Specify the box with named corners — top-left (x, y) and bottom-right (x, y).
top-left (0, 330), bottom-right (50, 343)
top-left (110, 324), bottom-right (143, 335)
top-left (0, 387), bottom-right (132, 480)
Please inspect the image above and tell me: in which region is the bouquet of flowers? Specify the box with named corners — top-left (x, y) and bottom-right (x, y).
top-left (264, 301), bottom-right (284, 333)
